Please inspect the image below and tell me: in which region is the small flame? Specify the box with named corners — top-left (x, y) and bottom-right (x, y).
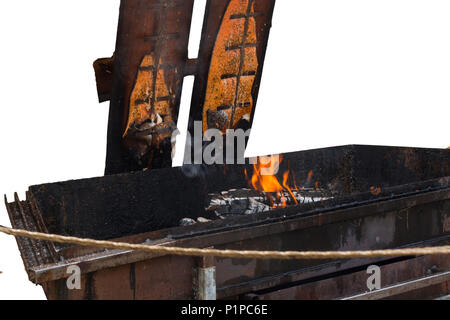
top-left (370, 186), bottom-right (382, 196)
top-left (283, 171), bottom-right (299, 205)
top-left (247, 155), bottom-right (302, 208)
top-left (306, 170), bottom-right (314, 185)
top-left (250, 155), bottom-right (283, 193)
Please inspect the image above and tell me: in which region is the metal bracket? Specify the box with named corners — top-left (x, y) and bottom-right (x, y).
top-left (194, 256), bottom-right (217, 300)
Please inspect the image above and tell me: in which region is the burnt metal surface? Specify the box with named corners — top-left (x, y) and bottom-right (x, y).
top-left (93, 56), bottom-right (114, 103)
top-left (17, 180), bottom-right (449, 284)
top-left (281, 145), bottom-right (450, 195)
top-left (105, 0), bottom-right (195, 174)
top-left (9, 180), bottom-right (449, 300)
top-left (250, 255), bottom-right (450, 300)
top-left (191, 0), bottom-right (276, 134)
top-left (104, 0), bottom-right (276, 174)
top-left (4, 193), bottom-right (59, 276)
top-left (213, 191), bottom-right (450, 298)
top-left (344, 270), bottom-right (450, 300)
top-left (43, 255), bottom-right (196, 300)
top-left (186, 0), bottom-right (275, 164)
top-left (26, 146), bottom-right (450, 241)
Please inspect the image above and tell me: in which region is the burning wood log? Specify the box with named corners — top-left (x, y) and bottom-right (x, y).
top-left (180, 183), bottom-right (332, 226)
top-left (206, 188), bottom-right (332, 218)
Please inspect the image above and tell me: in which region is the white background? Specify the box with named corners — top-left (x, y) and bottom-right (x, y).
top-left (0, 1), bottom-right (448, 300)
top-left (247, 0), bottom-right (450, 155)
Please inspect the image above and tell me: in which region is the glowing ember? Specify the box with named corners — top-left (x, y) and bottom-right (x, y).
top-left (370, 186), bottom-right (382, 196)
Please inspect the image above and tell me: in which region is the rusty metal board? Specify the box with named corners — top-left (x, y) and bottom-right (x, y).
top-left (22, 146), bottom-right (450, 242)
top-left (4, 194), bottom-right (59, 275)
top-left (101, 0), bottom-right (276, 175)
top-left (104, 0), bottom-right (195, 174)
top-left (10, 179), bottom-right (450, 284)
top-left (188, 0), bottom-right (276, 134)
top-left (19, 187), bottom-right (450, 299)
top-left (249, 255), bottom-right (450, 300)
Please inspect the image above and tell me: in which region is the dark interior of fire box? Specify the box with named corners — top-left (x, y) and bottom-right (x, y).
top-left (27, 145), bottom-right (449, 249)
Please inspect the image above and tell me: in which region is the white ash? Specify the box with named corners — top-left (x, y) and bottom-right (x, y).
top-left (207, 189), bottom-right (270, 216)
top-left (245, 198), bottom-right (270, 215)
top-left (179, 218), bottom-right (196, 227)
top-left (179, 217), bottom-right (212, 227)
top-left (206, 188), bottom-right (332, 217)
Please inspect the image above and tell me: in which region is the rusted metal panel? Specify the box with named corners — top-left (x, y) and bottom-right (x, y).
top-left (384, 282), bottom-right (450, 300)
top-left (104, 0), bottom-right (276, 174)
top-left (249, 255), bottom-right (450, 300)
top-left (37, 192), bottom-right (450, 299)
top-left (24, 146), bottom-right (450, 242)
top-left (6, 178), bottom-right (449, 299)
top-left (344, 271), bottom-right (450, 300)
top-left (4, 194), bottom-right (59, 277)
top-left (93, 56), bottom-right (114, 103)
top-left (12, 178), bottom-right (450, 283)
top-left (214, 199), bottom-right (450, 298)
top-left (44, 256), bottom-right (196, 300)
top-left (105, 0), bottom-right (195, 174)
top-left (187, 0), bottom-right (276, 160)
top-left (200, 0), bottom-right (275, 133)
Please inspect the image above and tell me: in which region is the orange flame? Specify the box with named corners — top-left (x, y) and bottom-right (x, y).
top-left (247, 155), bottom-right (302, 208)
top-left (306, 170), bottom-right (314, 184)
top-left (283, 171), bottom-right (299, 205)
top-left (251, 155), bottom-right (283, 193)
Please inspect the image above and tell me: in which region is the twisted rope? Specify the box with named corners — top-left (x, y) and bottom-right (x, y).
top-left (1, 225), bottom-right (449, 260)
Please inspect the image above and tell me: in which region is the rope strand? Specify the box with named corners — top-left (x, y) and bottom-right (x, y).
top-left (1, 225), bottom-right (449, 260)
